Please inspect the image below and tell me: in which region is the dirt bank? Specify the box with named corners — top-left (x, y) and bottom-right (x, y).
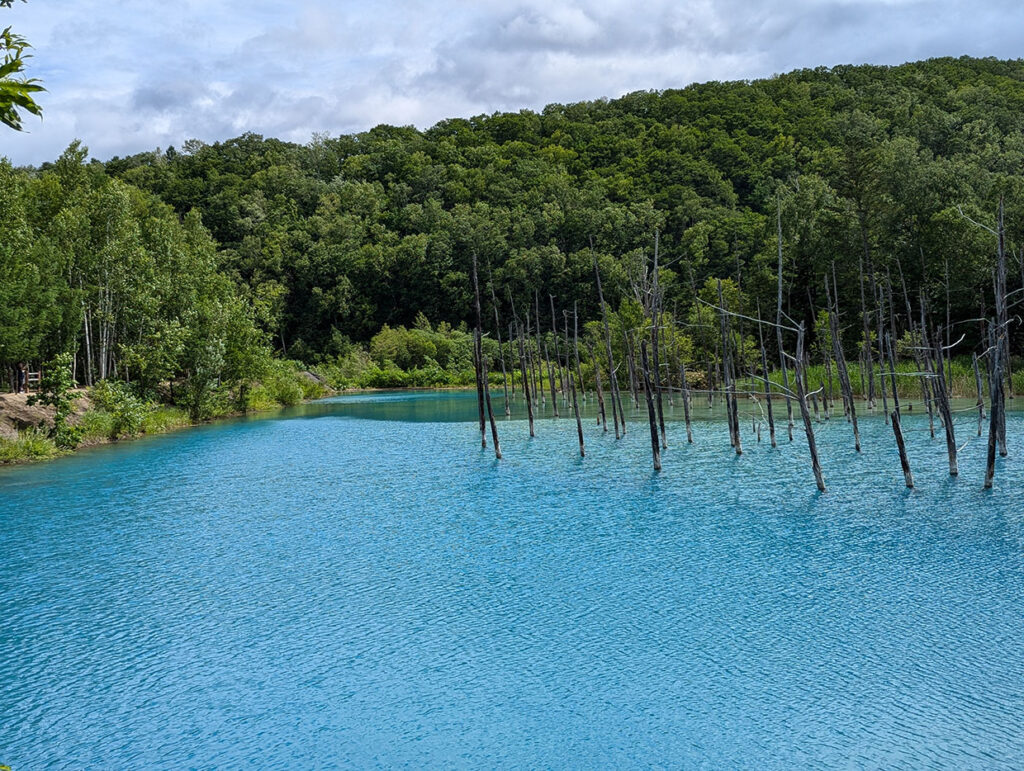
top-left (0, 390), bottom-right (92, 440)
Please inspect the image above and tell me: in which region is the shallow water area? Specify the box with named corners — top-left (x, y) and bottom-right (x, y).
top-left (2, 390), bottom-right (1024, 767)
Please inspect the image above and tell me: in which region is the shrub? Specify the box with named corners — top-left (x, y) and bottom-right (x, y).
top-left (90, 380), bottom-right (148, 438)
top-left (79, 410), bottom-right (115, 442)
top-left (28, 353), bottom-right (84, 448)
top-left (142, 406), bottom-right (190, 433)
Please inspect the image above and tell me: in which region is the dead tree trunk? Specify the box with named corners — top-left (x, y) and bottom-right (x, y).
top-left (595, 254), bottom-right (623, 439)
top-left (973, 352), bottom-right (985, 437)
top-left (588, 340), bottom-right (607, 430)
top-left (640, 340), bottom-right (662, 471)
top-left (482, 354), bottom-right (502, 459)
top-left (625, 331), bottom-right (640, 410)
top-left (570, 309), bottom-right (584, 457)
top-left (573, 302), bottom-right (586, 404)
top-left (926, 324), bottom-right (957, 476)
top-left (776, 197), bottom-right (794, 441)
top-left (996, 198), bottom-right (1009, 456)
top-left (490, 284), bottom-right (511, 416)
top-left (650, 232), bottom-right (667, 449)
top-left (526, 310), bottom-right (540, 409)
top-left (794, 323), bottom-right (826, 492)
top-left (858, 224), bottom-right (877, 408)
top-left (516, 322), bottom-right (535, 438)
top-left (550, 294), bottom-right (566, 400)
top-left (758, 313), bottom-right (777, 449)
top-left (985, 324), bottom-right (1005, 489)
top-left (826, 276), bottom-right (860, 452)
top-left (885, 331), bottom-right (914, 488)
top-left (471, 253), bottom-right (487, 449)
top-left (719, 280), bottom-right (742, 455)
top-left (876, 283), bottom-right (890, 425)
top-left (680, 357), bottom-right (694, 444)
top-left (508, 322), bottom-right (517, 398)
top-left (544, 336), bottom-right (559, 417)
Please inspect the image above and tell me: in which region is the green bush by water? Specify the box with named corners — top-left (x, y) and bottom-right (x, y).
top-left (0, 428), bottom-right (60, 463)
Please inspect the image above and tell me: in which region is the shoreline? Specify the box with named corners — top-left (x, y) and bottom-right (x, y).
top-left (0, 383), bottom-right (483, 467)
top-left (2, 381), bottom-right (1013, 467)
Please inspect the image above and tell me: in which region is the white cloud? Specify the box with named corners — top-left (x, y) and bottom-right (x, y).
top-left (2, 0), bottom-right (1022, 165)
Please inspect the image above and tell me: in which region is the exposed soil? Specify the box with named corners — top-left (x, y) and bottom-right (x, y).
top-left (0, 390), bottom-right (92, 440)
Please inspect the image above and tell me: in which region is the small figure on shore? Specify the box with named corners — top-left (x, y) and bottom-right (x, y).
top-left (16, 362), bottom-right (27, 394)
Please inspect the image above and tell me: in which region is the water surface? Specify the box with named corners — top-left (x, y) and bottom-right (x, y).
top-left (2, 391), bottom-right (1024, 767)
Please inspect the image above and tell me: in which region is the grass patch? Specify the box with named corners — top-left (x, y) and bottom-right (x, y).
top-left (142, 406), bottom-right (190, 434)
top-left (79, 410), bottom-right (115, 441)
top-left (0, 428), bottom-right (61, 463)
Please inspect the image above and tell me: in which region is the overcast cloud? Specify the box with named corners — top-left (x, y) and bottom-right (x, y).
top-left (2, 0), bottom-right (1021, 164)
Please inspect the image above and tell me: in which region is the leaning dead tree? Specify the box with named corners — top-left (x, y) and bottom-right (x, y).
top-left (921, 315), bottom-right (957, 476)
top-left (884, 330), bottom-right (913, 488)
top-left (792, 321), bottom-right (826, 492)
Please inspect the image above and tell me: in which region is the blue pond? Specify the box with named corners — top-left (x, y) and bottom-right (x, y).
top-left (2, 391), bottom-right (1024, 767)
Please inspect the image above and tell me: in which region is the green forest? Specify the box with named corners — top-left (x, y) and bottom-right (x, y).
top-left (2, 55), bottom-right (1023, 454)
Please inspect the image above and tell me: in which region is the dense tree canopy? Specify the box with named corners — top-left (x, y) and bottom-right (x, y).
top-left (4, 56), bottom-right (1024, 395)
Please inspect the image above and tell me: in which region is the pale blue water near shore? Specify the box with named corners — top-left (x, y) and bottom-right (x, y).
top-left (3, 390), bottom-right (1024, 767)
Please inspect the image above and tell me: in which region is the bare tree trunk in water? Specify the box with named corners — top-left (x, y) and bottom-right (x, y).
top-left (885, 331), bottom-right (914, 488)
top-left (794, 323), bottom-right (826, 492)
top-left (640, 340), bottom-right (661, 471)
top-left (594, 253), bottom-right (622, 439)
top-left (776, 196), bottom-right (794, 440)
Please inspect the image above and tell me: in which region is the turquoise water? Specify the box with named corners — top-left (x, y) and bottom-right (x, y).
top-left (2, 390), bottom-right (1024, 767)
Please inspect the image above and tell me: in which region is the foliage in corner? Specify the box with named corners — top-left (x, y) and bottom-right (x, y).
top-left (0, 0), bottom-right (43, 131)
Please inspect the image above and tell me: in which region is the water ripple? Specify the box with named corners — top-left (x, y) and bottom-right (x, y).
top-left (2, 393), bottom-right (1024, 767)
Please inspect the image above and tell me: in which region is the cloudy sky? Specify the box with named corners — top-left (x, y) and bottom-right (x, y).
top-left (2, 0), bottom-right (1021, 164)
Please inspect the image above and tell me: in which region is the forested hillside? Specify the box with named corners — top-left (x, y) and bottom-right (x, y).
top-left (4, 55), bottom-right (1024, 396)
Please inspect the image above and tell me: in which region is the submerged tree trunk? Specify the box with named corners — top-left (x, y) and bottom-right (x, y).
top-left (517, 322), bottom-right (535, 438)
top-left (973, 352), bottom-right (985, 437)
top-left (588, 341), bottom-right (607, 431)
top-left (570, 309), bottom-right (584, 457)
top-left (826, 275), bottom-right (860, 452)
top-left (996, 198), bottom-right (1009, 457)
top-left (719, 280), bottom-right (741, 455)
top-left (650, 232), bottom-right (667, 449)
top-left (491, 284), bottom-right (510, 416)
top-left (640, 340), bottom-right (662, 471)
top-left (794, 323), bottom-right (826, 492)
top-left (758, 313), bottom-right (777, 449)
top-left (482, 354), bottom-right (502, 459)
top-left (985, 324), bottom-right (1004, 489)
top-left (471, 253), bottom-right (487, 449)
top-left (927, 327), bottom-right (957, 476)
top-left (885, 331), bottom-right (914, 488)
top-left (776, 198), bottom-right (794, 440)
